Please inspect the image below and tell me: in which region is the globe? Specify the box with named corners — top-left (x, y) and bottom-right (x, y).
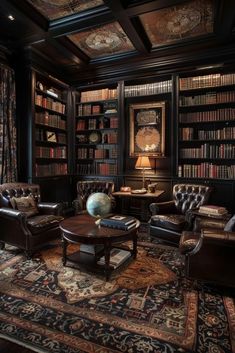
top-left (86, 192), bottom-right (112, 225)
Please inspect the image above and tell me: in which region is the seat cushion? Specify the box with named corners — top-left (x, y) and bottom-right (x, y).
top-left (179, 231), bottom-right (200, 255)
top-left (150, 214), bottom-right (187, 232)
top-left (27, 215), bottom-right (64, 235)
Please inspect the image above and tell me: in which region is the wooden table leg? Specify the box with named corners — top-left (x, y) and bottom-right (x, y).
top-left (61, 235), bottom-right (68, 266)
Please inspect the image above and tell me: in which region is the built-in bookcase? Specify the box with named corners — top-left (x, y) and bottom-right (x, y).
top-left (178, 72), bottom-right (235, 179)
top-left (33, 73), bottom-right (68, 177)
top-left (76, 86), bottom-right (119, 176)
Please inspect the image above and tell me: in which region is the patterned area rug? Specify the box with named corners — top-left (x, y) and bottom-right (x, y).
top-left (0, 240), bottom-right (234, 353)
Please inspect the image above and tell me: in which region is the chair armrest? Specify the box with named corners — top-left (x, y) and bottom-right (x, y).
top-left (0, 207), bottom-right (30, 236)
top-left (149, 200), bottom-right (176, 215)
top-left (37, 202), bottom-right (63, 216)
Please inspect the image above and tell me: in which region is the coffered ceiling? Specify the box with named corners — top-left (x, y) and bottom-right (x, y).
top-left (0, 0), bottom-right (235, 86)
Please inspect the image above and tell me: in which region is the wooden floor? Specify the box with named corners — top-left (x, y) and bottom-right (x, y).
top-left (0, 338), bottom-right (34, 352)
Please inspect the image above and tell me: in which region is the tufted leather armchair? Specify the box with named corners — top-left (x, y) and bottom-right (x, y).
top-left (72, 180), bottom-right (115, 214)
top-left (149, 183), bottom-right (213, 246)
top-left (179, 227), bottom-right (235, 288)
top-left (0, 183), bottom-right (64, 258)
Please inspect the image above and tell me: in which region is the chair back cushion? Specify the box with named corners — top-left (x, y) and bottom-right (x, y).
top-left (76, 180), bottom-right (114, 208)
top-left (173, 184), bottom-right (212, 214)
top-left (0, 183), bottom-right (40, 209)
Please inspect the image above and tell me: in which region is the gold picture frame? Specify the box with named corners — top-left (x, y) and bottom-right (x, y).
top-left (129, 101), bottom-right (165, 157)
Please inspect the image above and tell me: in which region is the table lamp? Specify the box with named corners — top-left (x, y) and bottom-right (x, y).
top-left (135, 156), bottom-right (151, 191)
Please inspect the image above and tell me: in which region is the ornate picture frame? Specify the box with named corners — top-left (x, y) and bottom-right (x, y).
top-left (129, 101), bottom-right (165, 157)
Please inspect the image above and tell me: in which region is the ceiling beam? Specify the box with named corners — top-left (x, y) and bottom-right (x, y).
top-left (103, 0), bottom-right (150, 53)
top-left (125, 0), bottom-right (188, 16)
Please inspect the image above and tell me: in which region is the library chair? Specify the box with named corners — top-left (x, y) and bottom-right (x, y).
top-left (148, 183), bottom-right (213, 246)
top-left (72, 180), bottom-right (115, 214)
top-left (0, 182), bottom-right (64, 258)
top-left (179, 215), bottom-right (235, 288)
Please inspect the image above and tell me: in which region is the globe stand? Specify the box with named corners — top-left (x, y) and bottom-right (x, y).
top-left (95, 216), bottom-right (101, 227)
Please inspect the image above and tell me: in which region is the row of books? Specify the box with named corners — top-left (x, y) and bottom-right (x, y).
top-left (35, 112), bottom-right (66, 130)
top-left (124, 80), bottom-right (172, 97)
top-left (178, 163), bottom-right (235, 179)
top-left (80, 88), bottom-right (117, 102)
top-left (35, 163), bottom-right (68, 177)
top-left (100, 215), bottom-right (137, 231)
top-left (180, 143), bottom-right (235, 159)
top-left (199, 204), bottom-right (228, 216)
top-left (179, 108), bottom-right (235, 123)
top-left (77, 147), bottom-right (118, 159)
top-left (179, 127), bottom-right (235, 141)
top-left (36, 146), bottom-right (67, 159)
top-left (36, 129), bottom-right (67, 144)
top-left (76, 162), bottom-right (117, 175)
top-left (77, 104), bottom-right (102, 116)
top-left (179, 73), bottom-right (235, 90)
top-left (179, 90), bottom-right (235, 106)
top-left (76, 117), bottom-right (118, 131)
top-left (35, 94), bottom-right (66, 114)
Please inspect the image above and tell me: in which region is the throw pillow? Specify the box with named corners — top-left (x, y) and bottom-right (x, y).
top-left (11, 195), bottom-right (38, 217)
top-left (224, 215), bottom-right (235, 232)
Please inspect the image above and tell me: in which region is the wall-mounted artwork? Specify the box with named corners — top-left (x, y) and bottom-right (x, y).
top-left (129, 102), bottom-right (165, 157)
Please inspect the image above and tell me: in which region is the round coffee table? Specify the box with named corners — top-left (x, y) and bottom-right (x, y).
top-left (59, 214), bottom-right (140, 280)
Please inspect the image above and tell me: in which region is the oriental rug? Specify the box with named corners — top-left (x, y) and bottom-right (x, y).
top-left (0, 240), bottom-right (234, 353)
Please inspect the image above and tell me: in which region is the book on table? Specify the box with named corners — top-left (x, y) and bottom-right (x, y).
top-left (97, 248), bottom-right (131, 268)
top-left (199, 204), bottom-right (228, 215)
top-left (100, 215), bottom-right (137, 230)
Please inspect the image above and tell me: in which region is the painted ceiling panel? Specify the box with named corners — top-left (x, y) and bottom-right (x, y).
top-left (68, 22), bottom-right (135, 59)
top-left (25, 0), bottom-right (104, 20)
top-left (139, 0), bottom-right (214, 47)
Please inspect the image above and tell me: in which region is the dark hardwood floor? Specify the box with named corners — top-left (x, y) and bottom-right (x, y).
top-left (0, 338), bottom-right (34, 353)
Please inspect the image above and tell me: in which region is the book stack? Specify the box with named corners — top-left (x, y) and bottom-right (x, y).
top-left (100, 215), bottom-right (137, 230)
top-left (97, 248), bottom-right (131, 269)
top-left (199, 204), bottom-right (228, 216)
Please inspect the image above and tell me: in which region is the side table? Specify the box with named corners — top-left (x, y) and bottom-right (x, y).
top-left (192, 210), bottom-right (231, 232)
top-left (112, 190), bottom-right (165, 222)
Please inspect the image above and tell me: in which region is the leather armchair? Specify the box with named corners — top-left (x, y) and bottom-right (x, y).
top-left (72, 180), bottom-right (115, 214)
top-left (149, 183), bottom-right (213, 246)
top-left (179, 228), bottom-right (235, 288)
top-left (0, 182), bottom-right (64, 258)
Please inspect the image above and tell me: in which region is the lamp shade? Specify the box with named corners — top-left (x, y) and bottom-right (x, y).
top-left (135, 156), bottom-right (151, 169)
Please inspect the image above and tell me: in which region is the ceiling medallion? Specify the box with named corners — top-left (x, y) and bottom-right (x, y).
top-left (85, 31), bottom-right (122, 50)
top-left (165, 8), bottom-right (201, 35)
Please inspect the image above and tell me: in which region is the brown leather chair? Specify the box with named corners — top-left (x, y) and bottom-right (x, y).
top-left (149, 183), bottom-right (213, 246)
top-left (0, 182), bottom-right (64, 258)
top-left (179, 225), bottom-right (235, 288)
top-left (72, 180), bottom-right (115, 214)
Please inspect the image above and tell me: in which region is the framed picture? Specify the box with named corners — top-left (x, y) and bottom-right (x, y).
top-left (46, 131), bottom-right (57, 143)
top-left (129, 101), bottom-right (165, 157)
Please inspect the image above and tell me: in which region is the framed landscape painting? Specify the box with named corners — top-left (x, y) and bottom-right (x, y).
top-left (129, 101), bottom-right (165, 157)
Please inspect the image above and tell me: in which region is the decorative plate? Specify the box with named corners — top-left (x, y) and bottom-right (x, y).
top-left (89, 132), bottom-right (101, 143)
top-left (135, 126), bottom-right (160, 152)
